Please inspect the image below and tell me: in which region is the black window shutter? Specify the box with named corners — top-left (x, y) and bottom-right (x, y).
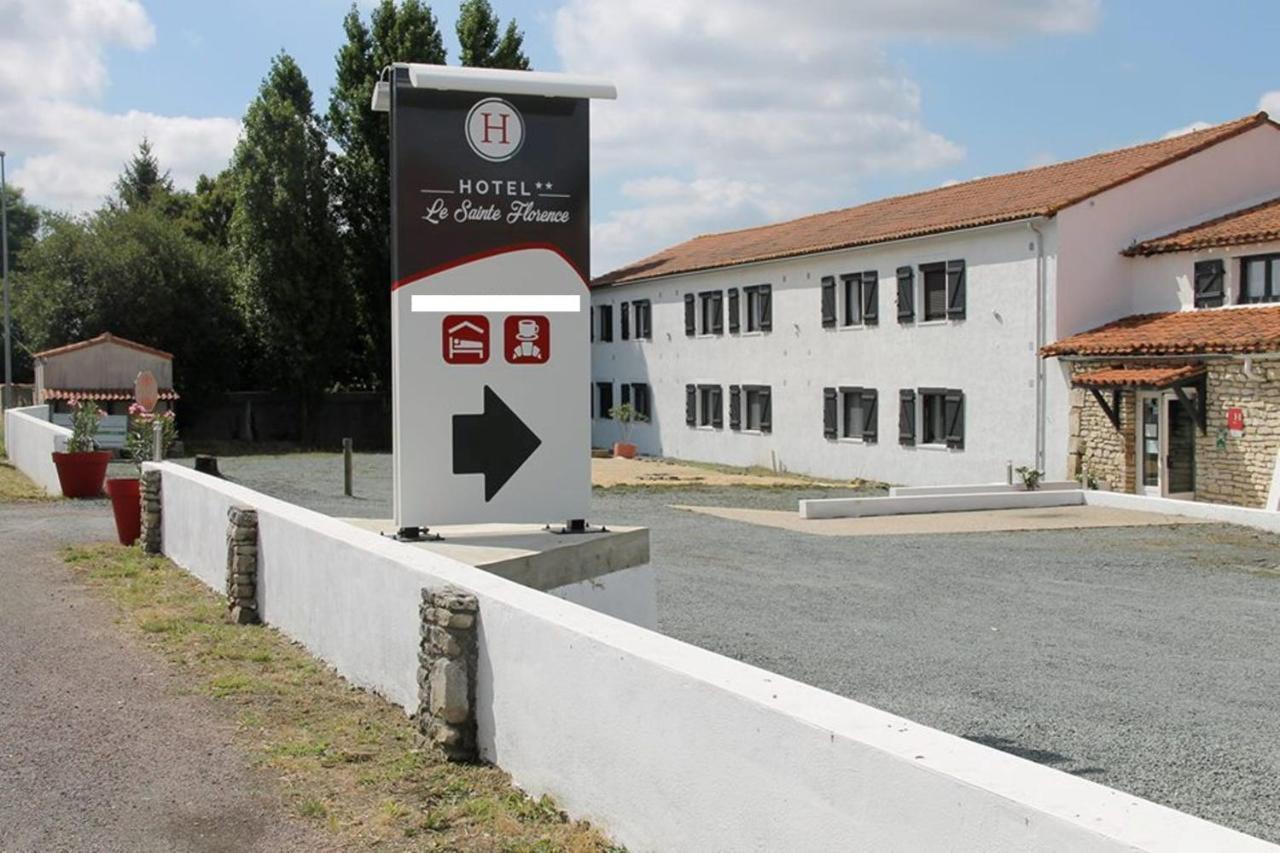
top-left (1194, 260), bottom-right (1225, 308)
top-left (862, 271), bottom-right (878, 325)
top-left (684, 293), bottom-right (695, 336)
top-left (897, 266), bottom-right (915, 323)
top-left (590, 306), bottom-right (595, 342)
top-left (642, 301), bottom-right (652, 338)
top-left (946, 259), bottom-right (966, 319)
top-left (711, 386), bottom-right (724, 428)
top-left (620, 302), bottom-right (631, 340)
top-left (620, 383), bottom-right (631, 406)
top-left (600, 305), bottom-right (613, 341)
top-left (944, 389), bottom-right (965, 449)
top-left (821, 277), bottom-right (837, 327)
top-left (729, 385), bottom-right (741, 430)
top-left (861, 388), bottom-right (878, 443)
top-left (899, 389), bottom-right (916, 445)
top-left (759, 387), bottom-right (772, 433)
top-left (728, 288), bottom-right (740, 333)
top-left (823, 387), bottom-right (838, 439)
top-left (685, 384), bottom-right (696, 425)
top-left (759, 285), bottom-right (773, 331)
top-left (711, 291), bottom-right (724, 334)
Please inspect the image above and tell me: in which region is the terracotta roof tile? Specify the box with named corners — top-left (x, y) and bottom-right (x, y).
top-left (1125, 195), bottom-right (1280, 255)
top-left (42, 388), bottom-right (179, 402)
top-left (1072, 365), bottom-right (1205, 389)
top-left (595, 113), bottom-right (1277, 287)
top-left (1041, 304), bottom-right (1280, 357)
top-left (33, 332), bottom-right (174, 361)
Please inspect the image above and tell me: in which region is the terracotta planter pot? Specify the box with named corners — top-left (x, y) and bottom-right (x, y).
top-left (106, 477), bottom-right (142, 546)
top-left (51, 451), bottom-right (112, 498)
top-left (612, 441), bottom-right (638, 459)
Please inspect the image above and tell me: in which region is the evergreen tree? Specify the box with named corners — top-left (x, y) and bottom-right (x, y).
top-left (182, 170), bottom-right (237, 249)
top-left (328, 1), bottom-right (448, 389)
top-left (231, 53), bottom-right (349, 395)
top-left (456, 0), bottom-right (530, 69)
top-left (114, 138), bottom-right (175, 210)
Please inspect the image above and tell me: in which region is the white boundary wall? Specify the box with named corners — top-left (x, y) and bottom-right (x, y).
top-left (1083, 489), bottom-right (1280, 533)
top-left (152, 462), bottom-right (1276, 852)
top-left (802, 489), bottom-right (1084, 519)
top-left (3, 404), bottom-right (70, 495)
top-left (890, 481), bottom-right (1078, 497)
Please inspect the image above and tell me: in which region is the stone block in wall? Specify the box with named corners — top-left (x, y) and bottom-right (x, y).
top-left (140, 469), bottom-right (162, 555)
top-left (225, 506), bottom-right (260, 624)
top-left (418, 586), bottom-right (479, 761)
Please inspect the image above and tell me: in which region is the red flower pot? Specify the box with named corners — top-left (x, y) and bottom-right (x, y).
top-left (106, 477), bottom-right (142, 546)
top-left (612, 441), bottom-right (638, 459)
top-left (51, 451), bottom-right (112, 498)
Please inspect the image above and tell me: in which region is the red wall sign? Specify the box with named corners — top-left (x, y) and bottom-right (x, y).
top-left (1227, 407), bottom-right (1245, 435)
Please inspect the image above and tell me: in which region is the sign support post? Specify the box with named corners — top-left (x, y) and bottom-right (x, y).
top-left (375, 64), bottom-right (615, 536)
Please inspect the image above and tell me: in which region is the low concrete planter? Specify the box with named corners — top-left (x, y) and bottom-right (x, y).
top-left (801, 489), bottom-right (1085, 520)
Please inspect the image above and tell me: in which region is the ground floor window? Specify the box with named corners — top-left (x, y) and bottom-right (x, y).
top-left (621, 382), bottom-right (651, 420)
top-left (901, 387), bottom-right (963, 448)
top-left (596, 381), bottom-right (613, 419)
top-left (687, 384), bottom-right (723, 428)
top-left (743, 385), bottom-right (772, 432)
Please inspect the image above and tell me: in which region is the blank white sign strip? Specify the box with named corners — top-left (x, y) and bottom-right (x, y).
top-left (411, 294), bottom-right (582, 313)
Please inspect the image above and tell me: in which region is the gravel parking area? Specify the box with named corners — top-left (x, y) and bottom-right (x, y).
top-left (193, 452), bottom-right (1280, 842)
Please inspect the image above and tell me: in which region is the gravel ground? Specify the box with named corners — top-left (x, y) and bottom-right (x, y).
top-left (194, 452), bottom-right (1280, 842)
top-left (0, 498), bottom-right (337, 852)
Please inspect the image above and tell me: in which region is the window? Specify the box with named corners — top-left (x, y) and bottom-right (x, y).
top-left (620, 302), bottom-right (631, 340)
top-left (838, 272), bottom-right (878, 327)
top-left (921, 263), bottom-right (947, 321)
top-left (1194, 260), bottom-right (1225, 309)
top-left (596, 381), bottom-right (614, 419)
top-left (699, 290), bottom-right (724, 335)
top-left (686, 384), bottom-right (723, 428)
top-left (743, 385), bottom-right (772, 432)
top-left (743, 285), bottom-right (773, 332)
top-left (914, 388), bottom-right (964, 449)
top-left (1240, 253), bottom-right (1280, 304)
top-left (598, 304), bottom-right (614, 342)
top-left (630, 383), bottom-right (651, 419)
top-left (632, 300), bottom-right (652, 339)
top-left (824, 387), bottom-right (877, 442)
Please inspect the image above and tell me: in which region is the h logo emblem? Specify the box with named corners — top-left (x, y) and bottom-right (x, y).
top-left (466, 98), bottom-right (524, 162)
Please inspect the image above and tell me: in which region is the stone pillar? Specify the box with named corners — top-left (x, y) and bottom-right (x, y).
top-left (139, 469), bottom-right (162, 554)
top-left (225, 506), bottom-right (260, 625)
top-left (418, 587), bottom-right (478, 761)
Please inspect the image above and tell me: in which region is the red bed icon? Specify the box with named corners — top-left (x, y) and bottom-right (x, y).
top-left (442, 315), bottom-right (490, 364)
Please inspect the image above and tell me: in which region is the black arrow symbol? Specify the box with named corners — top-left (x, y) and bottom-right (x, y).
top-left (452, 385), bottom-right (542, 502)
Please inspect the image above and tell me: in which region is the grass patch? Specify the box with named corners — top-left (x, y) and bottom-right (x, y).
top-left (0, 460), bottom-right (55, 502)
top-left (63, 543), bottom-right (619, 852)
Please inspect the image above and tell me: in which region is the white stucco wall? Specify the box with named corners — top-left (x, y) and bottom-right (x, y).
top-left (3, 405), bottom-right (70, 494)
top-left (152, 462), bottom-right (1275, 852)
top-left (1056, 124), bottom-right (1280, 337)
top-left (592, 221), bottom-right (1059, 485)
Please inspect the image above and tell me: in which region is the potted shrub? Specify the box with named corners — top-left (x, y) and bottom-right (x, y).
top-left (607, 402), bottom-right (647, 459)
top-left (106, 404), bottom-right (178, 546)
top-left (51, 399), bottom-right (112, 498)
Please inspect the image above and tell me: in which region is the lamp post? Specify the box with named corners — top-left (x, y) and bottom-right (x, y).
top-left (1, 150), bottom-right (10, 412)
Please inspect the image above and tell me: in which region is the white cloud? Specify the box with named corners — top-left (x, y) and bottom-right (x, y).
top-left (1258, 91), bottom-right (1280, 117)
top-left (0, 0), bottom-right (237, 214)
top-left (556, 0), bottom-right (1100, 274)
top-left (1162, 120), bottom-right (1212, 140)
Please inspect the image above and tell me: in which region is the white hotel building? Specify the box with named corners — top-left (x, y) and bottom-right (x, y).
top-left (589, 113), bottom-right (1280, 501)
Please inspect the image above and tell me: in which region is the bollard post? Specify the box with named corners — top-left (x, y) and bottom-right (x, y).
top-left (343, 437), bottom-right (353, 497)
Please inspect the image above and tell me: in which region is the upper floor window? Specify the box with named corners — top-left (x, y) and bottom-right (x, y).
top-left (620, 302), bottom-right (631, 340)
top-left (699, 291), bottom-right (724, 335)
top-left (1240, 254), bottom-right (1280, 304)
top-left (897, 260), bottom-right (965, 323)
top-left (1193, 259), bottom-right (1225, 309)
top-left (822, 272), bottom-right (878, 328)
top-left (743, 285), bottom-right (772, 332)
top-left (598, 304), bottom-right (614, 342)
top-left (632, 300), bottom-right (653, 339)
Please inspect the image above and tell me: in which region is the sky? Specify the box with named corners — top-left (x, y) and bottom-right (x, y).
top-left (2, 0), bottom-right (1279, 275)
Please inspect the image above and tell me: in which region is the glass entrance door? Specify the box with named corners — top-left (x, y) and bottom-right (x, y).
top-left (1136, 391), bottom-right (1196, 498)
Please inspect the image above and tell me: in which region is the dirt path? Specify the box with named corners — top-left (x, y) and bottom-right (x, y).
top-left (0, 500), bottom-right (337, 853)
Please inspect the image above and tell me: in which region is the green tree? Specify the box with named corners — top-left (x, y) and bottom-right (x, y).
top-left (13, 207), bottom-right (242, 400)
top-left (2, 183), bottom-right (42, 273)
top-left (328, 1), bottom-right (448, 389)
top-left (182, 170), bottom-right (237, 249)
top-left (456, 0), bottom-right (530, 69)
top-left (114, 138), bottom-right (175, 210)
top-left (231, 52), bottom-right (349, 395)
